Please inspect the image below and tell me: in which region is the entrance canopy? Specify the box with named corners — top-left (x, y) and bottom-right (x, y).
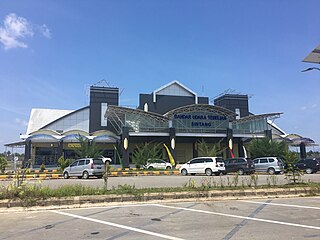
top-left (303, 45), bottom-right (320, 64)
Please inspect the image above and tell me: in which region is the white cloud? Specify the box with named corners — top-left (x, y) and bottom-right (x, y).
top-left (0, 13), bottom-right (51, 50)
top-left (300, 103), bottom-right (318, 111)
top-left (15, 118), bottom-right (28, 127)
top-left (38, 24), bottom-right (51, 38)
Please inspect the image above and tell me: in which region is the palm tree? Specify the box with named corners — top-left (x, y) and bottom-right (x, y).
top-left (74, 135), bottom-right (103, 158)
top-left (248, 138), bottom-right (287, 159)
top-left (197, 139), bottom-right (224, 157)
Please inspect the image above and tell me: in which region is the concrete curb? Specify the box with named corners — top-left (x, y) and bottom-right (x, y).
top-left (0, 171), bottom-right (181, 180)
top-left (1, 187), bottom-right (319, 209)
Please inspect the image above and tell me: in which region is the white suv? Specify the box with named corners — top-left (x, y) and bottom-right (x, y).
top-left (179, 157), bottom-right (225, 176)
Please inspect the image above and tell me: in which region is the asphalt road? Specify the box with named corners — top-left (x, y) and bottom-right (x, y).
top-left (2, 173), bottom-right (319, 190)
top-left (1, 197), bottom-right (320, 239)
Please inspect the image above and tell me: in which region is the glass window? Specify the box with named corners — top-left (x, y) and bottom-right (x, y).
top-left (93, 159), bottom-right (104, 165)
top-left (260, 159), bottom-right (268, 163)
top-left (268, 159), bottom-right (275, 163)
top-left (236, 159), bottom-right (246, 163)
top-left (204, 159), bottom-right (213, 163)
top-left (216, 158), bottom-right (223, 162)
top-left (85, 160), bottom-right (90, 165)
top-left (78, 160), bottom-right (85, 166)
top-left (190, 159), bottom-right (204, 164)
top-left (70, 161), bottom-right (78, 167)
top-left (253, 159), bottom-right (259, 164)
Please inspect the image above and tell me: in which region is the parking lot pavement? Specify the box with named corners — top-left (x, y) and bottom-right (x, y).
top-left (1, 197), bottom-right (320, 240)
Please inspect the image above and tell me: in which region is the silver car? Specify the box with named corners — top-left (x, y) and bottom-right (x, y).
top-left (253, 157), bottom-right (284, 174)
top-left (63, 158), bottom-right (105, 179)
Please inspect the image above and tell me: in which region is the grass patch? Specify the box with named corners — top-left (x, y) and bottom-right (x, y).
top-left (1, 181), bottom-right (320, 203)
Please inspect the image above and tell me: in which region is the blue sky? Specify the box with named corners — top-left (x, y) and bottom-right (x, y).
top-left (1, 0), bottom-right (320, 153)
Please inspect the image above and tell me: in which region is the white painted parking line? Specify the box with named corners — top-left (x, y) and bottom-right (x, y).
top-left (63, 203), bottom-right (155, 211)
top-left (51, 210), bottom-right (185, 240)
top-left (240, 200), bottom-right (320, 210)
top-left (153, 204), bottom-right (320, 230)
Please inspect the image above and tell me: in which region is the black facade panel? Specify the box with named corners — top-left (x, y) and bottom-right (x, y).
top-left (138, 94), bottom-right (198, 114)
top-left (89, 86), bottom-right (119, 133)
top-left (198, 97), bottom-right (209, 104)
top-left (214, 94), bottom-right (249, 118)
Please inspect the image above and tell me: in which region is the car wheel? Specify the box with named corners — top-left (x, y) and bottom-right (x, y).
top-left (148, 166), bottom-right (154, 170)
top-left (238, 169), bottom-right (244, 175)
top-left (181, 169), bottom-right (188, 176)
top-left (205, 168), bottom-right (213, 176)
top-left (82, 171), bottom-right (89, 179)
top-left (268, 168), bottom-right (275, 175)
top-left (63, 172), bottom-right (69, 179)
top-left (305, 168), bottom-right (313, 174)
top-left (166, 166), bottom-right (171, 170)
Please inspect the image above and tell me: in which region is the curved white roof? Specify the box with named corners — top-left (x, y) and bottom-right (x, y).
top-left (27, 108), bottom-right (74, 134)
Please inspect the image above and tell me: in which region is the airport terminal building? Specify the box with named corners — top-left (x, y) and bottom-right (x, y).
top-left (12, 81), bottom-right (315, 168)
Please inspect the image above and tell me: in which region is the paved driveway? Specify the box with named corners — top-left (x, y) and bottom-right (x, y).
top-left (1, 197), bottom-right (320, 239)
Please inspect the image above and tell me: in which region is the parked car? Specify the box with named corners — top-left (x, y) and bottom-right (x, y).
top-left (179, 157), bottom-right (225, 176)
top-left (252, 157), bottom-right (284, 174)
top-left (63, 158), bottom-right (105, 179)
top-left (101, 156), bottom-right (112, 163)
top-left (144, 159), bottom-right (172, 170)
top-left (294, 158), bottom-right (320, 174)
top-left (224, 158), bottom-right (255, 175)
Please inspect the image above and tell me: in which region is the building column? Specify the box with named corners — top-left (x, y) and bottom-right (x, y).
top-left (300, 142), bottom-right (307, 159)
top-left (23, 139), bottom-right (31, 168)
top-left (238, 140), bottom-right (245, 157)
top-left (121, 127), bottom-right (130, 168)
top-left (265, 129), bottom-right (272, 140)
top-left (193, 142), bottom-right (198, 158)
top-left (58, 140), bottom-right (63, 159)
top-left (169, 127), bottom-right (176, 164)
top-left (226, 128), bottom-right (233, 159)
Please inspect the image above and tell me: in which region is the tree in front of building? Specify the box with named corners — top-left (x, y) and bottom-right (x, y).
top-left (74, 135), bottom-right (103, 158)
top-left (283, 150), bottom-right (302, 184)
top-left (0, 156), bottom-right (8, 173)
top-left (248, 138), bottom-right (288, 159)
top-left (58, 156), bottom-right (72, 171)
top-left (197, 139), bottom-right (224, 157)
top-left (132, 142), bottom-right (163, 169)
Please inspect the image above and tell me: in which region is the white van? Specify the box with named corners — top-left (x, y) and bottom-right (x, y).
top-left (179, 157), bottom-right (225, 176)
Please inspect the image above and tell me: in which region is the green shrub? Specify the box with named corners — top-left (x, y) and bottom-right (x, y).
top-left (40, 163), bottom-right (46, 171)
top-left (0, 157), bottom-right (8, 173)
top-left (58, 156), bottom-right (72, 171)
